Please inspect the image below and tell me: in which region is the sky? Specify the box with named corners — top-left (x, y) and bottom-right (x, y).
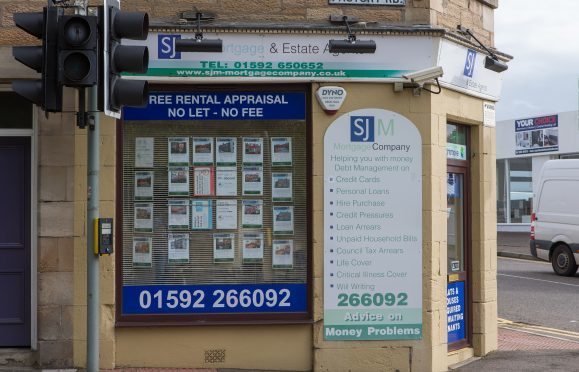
top-left (494, 1), bottom-right (579, 121)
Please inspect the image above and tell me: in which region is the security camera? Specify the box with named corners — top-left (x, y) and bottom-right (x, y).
top-left (402, 66), bottom-right (444, 84)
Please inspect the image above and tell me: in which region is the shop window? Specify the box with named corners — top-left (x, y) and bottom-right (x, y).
top-left (508, 157), bottom-right (532, 223)
top-left (0, 92), bottom-right (32, 129)
top-left (496, 160), bottom-right (507, 223)
top-left (117, 86), bottom-right (311, 324)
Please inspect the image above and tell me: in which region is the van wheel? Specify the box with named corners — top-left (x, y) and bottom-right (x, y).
top-left (551, 245), bottom-right (578, 276)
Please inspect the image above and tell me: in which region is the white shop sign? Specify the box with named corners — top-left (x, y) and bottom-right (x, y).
top-left (125, 33), bottom-right (434, 81)
top-left (437, 39), bottom-right (503, 101)
top-left (323, 109), bottom-right (422, 340)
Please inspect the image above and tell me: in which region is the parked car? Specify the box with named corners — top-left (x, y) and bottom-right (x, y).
top-left (530, 159), bottom-right (579, 276)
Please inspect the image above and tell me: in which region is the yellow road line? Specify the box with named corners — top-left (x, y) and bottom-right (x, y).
top-left (499, 318), bottom-right (579, 339)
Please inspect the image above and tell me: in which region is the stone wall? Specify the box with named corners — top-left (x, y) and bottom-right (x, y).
top-left (37, 89), bottom-right (77, 368)
top-left (0, 0), bottom-right (498, 46)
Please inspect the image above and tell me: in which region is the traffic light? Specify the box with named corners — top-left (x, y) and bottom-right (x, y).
top-left (102, 0), bottom-right (149, 118)
top-left (12, 7), bottom-right (62, 112)
top-left (58, 14), bottom-right (99, 87)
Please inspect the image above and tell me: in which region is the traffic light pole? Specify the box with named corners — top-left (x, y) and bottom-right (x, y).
top-left (87, 84), bottom-right (100, 372)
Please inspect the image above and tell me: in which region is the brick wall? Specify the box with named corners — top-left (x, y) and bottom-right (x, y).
top-left (0, 0), bottom-right (497, 46)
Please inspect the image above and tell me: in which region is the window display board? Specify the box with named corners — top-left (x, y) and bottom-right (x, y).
top-left (323, 109), bottom-right (422, 340)
top-left (118, 88), bottom-right (310, 323)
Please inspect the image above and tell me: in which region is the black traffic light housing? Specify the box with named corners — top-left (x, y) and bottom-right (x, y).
top-left (102, 0), bottom-right (149, 118)
top-left (12, 7), bottom-right (62, 112)
top-left (58, 14), bottom-right (99, 87)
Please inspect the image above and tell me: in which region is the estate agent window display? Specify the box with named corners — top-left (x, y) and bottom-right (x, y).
top-left (117, 86), bottom-right (311, 324)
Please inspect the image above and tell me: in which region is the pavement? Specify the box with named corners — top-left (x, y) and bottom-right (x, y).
top-left (496, 231), bottom-right (537, 261)
top-left (450, 231), bottom-right (579, 372)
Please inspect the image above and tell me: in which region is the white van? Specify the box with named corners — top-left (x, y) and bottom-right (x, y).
top-left (530, 159), bottom-right (579, 276)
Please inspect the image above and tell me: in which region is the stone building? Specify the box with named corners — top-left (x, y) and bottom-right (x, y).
top-left (0, 1), bottom-right (507, 371)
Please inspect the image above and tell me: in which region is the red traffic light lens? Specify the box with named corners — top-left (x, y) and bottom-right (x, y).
top-left (63, 17), bottom-right (91, 47)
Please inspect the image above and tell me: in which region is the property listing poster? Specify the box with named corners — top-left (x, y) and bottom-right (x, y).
top-left (273, 206), bottom-right (294, 235)
top-left (323, 109), bottom-right (422, 341)
top-left (514, 114), bottom-right (559, 155)
top-left (243, 137), bottom-right (263, 165)
top-left (242, 233), bottom-right (264, 263)
top-left (134, 171), bottom-right (154, 200)
top-left (194, 166), bottom-right (215, 196)
top-left (242, 166), bottom-right (263, 195)
top-left (272, 172), bottom-right (292, 201)
top-left (216, 200), bottom-right (238, 229)
top-left (168, 233), bottom-right (190, 263)
top-left (216, 137), bottom-right (237, 166)
top-left (168, 200), bottom-right (190, 229)
top-left (134, 203), bottom-right (153, 232)
top-left (135, 137), bottom-right (154, 168)
top-left (213, 233), bottom-right (235, 263)
top-left (242, 200), bottom-right (263, 228)
top-left (168, 167), bottom-right (189, 196)
top-left (271, 137), bottom-right (292, 166)
top-left (191, 199), bottom-right (213, 230)
top-left (216, 167), bottom-right (237, 196)
top-left (192, 137), bottom-right (214, 165)
top-left (272, 240), bottom-right (293, 269)
top-left (133, 237), bottom-right (152, 267)
top-left (168, 137), bottom-right (189, 165)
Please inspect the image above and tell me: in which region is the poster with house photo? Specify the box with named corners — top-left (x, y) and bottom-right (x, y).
top-left (168, 233), bottom-right (189, 263)
top-left (168, 137), bottom-right (189, 165)
top-left (242, 233), bottom-right (264, 264)
top-left (272, 240), bottom-right (293, 269)
top-left (168, 167), bottom-right (189, 196)
top-left (216, 137), bottom-right (237, 166)
top-left (134, 203), bottom-right (153, 232)
top-left (133, 237), bottom-right (152, 267)
top-left (273, 206), bottom-right (294, 235)
top-left (168, 200), bottom-right (190, 229)
top-left (272, 172), bottom-right (292, 201)
top-left (213, 233), bottom-right (235, 263)
top-left (514, 115), bottom-right (559, 155)
top-left (243, 137), bottom-right (263, 165)
top-left (134, 171), bottom-right (154, 200)
top-left (192, 137), bottom-right (214, 165)
top-left (271, 137), bottom-right (292, 166)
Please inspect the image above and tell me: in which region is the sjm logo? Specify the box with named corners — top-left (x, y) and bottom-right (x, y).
top-left (350, 116), bottom-right (394, 142)
top-left (158, 34), bottom-right (181, 59)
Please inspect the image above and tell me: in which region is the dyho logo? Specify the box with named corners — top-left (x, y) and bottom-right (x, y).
top-left (463, 49), bottom-right (476, 78)
top-left (350, 116), bottom-right (375, 142)
top-left (158, 34), bottom-right (181, 59)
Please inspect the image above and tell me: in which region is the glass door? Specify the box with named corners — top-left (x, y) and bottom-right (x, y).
top-left (447, 167), bottom-right (470, 350)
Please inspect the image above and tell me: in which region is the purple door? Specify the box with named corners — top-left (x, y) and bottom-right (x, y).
top-left (0, 137), bottom-right (31, 347)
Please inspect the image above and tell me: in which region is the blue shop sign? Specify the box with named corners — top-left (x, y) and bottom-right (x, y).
top-left (123, 92), bottom-right (306, 121)
top-left (123, 283), bottom-right (308, 315)
top-left (447, 281), bottom-right (466, 343)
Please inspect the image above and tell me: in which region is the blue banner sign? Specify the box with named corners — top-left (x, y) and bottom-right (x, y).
top-left (447, 281), bottom-right (466, 343)
top-left (122, 283), bottom-right (308, 315)
top-left (123, 92), bottom-right (306, 121)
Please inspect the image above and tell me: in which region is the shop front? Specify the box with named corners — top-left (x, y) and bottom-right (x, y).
top-left (0, 22), bottom-right (503, 372)
top-left (70, 26), bottom-right (500, 372)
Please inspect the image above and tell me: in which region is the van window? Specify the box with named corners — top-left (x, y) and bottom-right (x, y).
top-left (538, 180), bottom-right (579, 214)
